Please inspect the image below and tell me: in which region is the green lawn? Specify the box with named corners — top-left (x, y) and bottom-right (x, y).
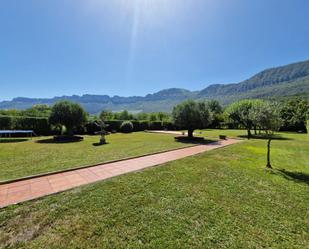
top-left (1, 130), bottom-right (309, 248)
top-left (197, 128), bottom-right (249, 138)
top-left (0, 132), bottom-right (192, 182)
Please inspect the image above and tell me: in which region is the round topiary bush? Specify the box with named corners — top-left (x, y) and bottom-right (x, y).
top-left (120, 121), bottom-right (134, 133)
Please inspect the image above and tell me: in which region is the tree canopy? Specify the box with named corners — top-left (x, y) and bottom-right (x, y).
top-left (49, 101), bottom-right (88, 135)
top-left (224, 99), bottom-right (265, 138)
top-left (172, 100), bottom-right (212, 137)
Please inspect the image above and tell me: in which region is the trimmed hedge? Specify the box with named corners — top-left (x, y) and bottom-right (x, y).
top-left (0, 116), bottom-right (51, 135)
top-left (88, 120), bottom-right (176, 133)
top-left (149, 121), bottom-right (164, 130)
top-left (0, 116), bottom-right (13, 130)
top-left (0, 116), bottom-right (177, 136)
top-left (105, 120), bottom-right (123, 132)
top-left (162, 121), bottom-right (176, 130)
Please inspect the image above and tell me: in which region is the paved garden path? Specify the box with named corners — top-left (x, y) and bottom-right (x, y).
top-left (0, 139), bottom-right (241, 208)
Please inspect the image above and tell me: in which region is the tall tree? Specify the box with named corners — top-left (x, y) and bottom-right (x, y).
top-left (225, 99), bottom-right (264, 139)
top-left (172, 100), bottom-right (212, 138)
top-left (99, 110), bottom-right (113, 121)
top-left (207, 100), bottom-right (223, 128)
top-left (279, 98), bottom-right (309, 132)
top-left (252, 102), bottom-right (282, 168)
top-left (118, 110), bottom-right (132, 120)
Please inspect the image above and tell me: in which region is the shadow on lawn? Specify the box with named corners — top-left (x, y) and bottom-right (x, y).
top-left (93, 142), bottom-right (109, 146)
top-left (175, 137), bottom-right (217, 145)
top-left (237, 134), bottom-right (293, 140)
top-left (36, 138), bottom-right (83, 144)
top-left (0, 138), bottom-right (29, 143)
top-left (272, 169), bottom-right (309, 185)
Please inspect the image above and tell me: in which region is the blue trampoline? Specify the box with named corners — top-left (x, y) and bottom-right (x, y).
top-left (0, 130), bottom-right (34, 138)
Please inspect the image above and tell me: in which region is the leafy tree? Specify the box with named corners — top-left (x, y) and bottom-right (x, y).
top-left (22, 104), bottom-right (51, 117)
top-left (49, 101), bottom-right (88, 136)
top-left (253, 102), bottom-right (282, 168)
top-left (99, 110), bottom-right (113, 121)
top-left (207, 100), bottom-right (223, 128)
top-left (157, 112), bottom-right (170, 122)
top-left (0, 109), bottom-right (22, 116)
top-left (149, 113), bottom-right (157, 122)
top-left (135, 112), bottom-right (149, 121)
top-left (117, 110), bottom-right (133, 120)
top-left (172, 100), bottom-right (212, 138)
top-left (279, 97), bottom-right (309, 132)
top-left (207, 100), bottom-right (223, 114)
top-left (225, 99), bottom-right (264, 139)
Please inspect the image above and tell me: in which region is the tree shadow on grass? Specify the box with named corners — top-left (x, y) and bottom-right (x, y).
top-left (36, 137), bottom-right (83, 144)
top-left (237, 134), bottom-right (293, 141)
top-left (0, 138), bottom-right (29, 143)
top-left (175, 136), bottom-right (218, 145)
top-left (272, 169), bottom-right (309, 185)
top-left (93, 142), bottom-right (109, 146)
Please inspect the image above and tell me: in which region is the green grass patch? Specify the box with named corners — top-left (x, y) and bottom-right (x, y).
top-left (0, 132), bottom-right (193, 182)
top-left (1, 130), bottom-right (309, 248)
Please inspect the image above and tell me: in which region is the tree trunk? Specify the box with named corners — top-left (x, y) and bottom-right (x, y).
top-left (254, 126), bottom-right (257, 135)
top-left (247, 129), bottom-right (251, 139)
top-left (266, 138), bottom-right (272, 169)
top-left (188, 129), bottom-right (194, 138)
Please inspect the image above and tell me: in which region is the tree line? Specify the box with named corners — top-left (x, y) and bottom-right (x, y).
top-left (0, 97), bottom-right (308, 137)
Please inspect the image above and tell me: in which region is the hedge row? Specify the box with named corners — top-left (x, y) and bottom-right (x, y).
top-left (0, 116), bottom-right (177, 136)
top-left (85, 120), bottom-right (177, 134)
top-left (0, 116), bottom-right (51, 135)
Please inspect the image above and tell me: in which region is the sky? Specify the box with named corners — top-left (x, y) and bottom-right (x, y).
top-left (0, 0), bottom-right (309, 101)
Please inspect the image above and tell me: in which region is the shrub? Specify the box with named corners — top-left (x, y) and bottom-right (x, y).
top-left (120, 121), bottom-right (134, 133)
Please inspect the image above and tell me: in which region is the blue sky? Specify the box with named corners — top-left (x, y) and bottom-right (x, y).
top-left (1, 0), bottom-right (309, 101)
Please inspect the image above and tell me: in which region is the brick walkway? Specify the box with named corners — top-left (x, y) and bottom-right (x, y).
top-left (0, 139), bottom-right (241, 208)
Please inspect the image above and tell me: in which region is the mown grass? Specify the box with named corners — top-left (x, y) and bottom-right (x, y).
top-left (197, 128), bottom-right (249, 138)
top-left (0, 130), bottom-right (309, 248)
top-left (0, 132), bottom-right (192, 182)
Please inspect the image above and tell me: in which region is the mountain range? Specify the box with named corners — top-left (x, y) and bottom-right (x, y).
top-left (1, 60), bottom-right (309, 113)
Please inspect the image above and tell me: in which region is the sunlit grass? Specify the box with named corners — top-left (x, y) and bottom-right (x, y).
top-left (1, 130), bottom-right (309, 248)
top-left (0, 132), bottom-right (192, 182)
